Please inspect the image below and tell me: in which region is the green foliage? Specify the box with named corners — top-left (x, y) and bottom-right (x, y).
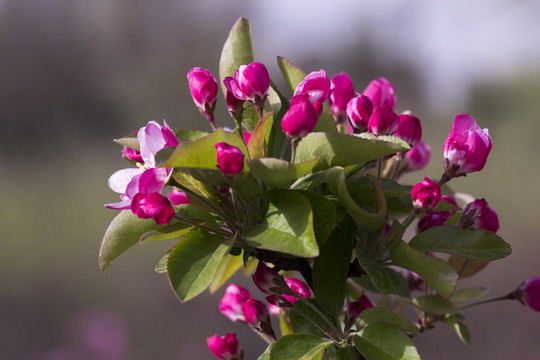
top-left (353, 323), bottom-right (421, 360)
top-left (356, 308), bottom-right (419, 335)
top-left (269, 334), bottom-right (333, 360)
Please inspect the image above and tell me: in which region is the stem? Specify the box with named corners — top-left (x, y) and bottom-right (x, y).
top-left (254, 330), bottom-right (275, 344)
top-left (458, 293), bottom-right (515, 311)
top-left (228, 178), bottom-right (245, 230)
top-left (172, 215), bottom-right (231, 237)
top-left (290, 138), bottom-right (300, 164)
top-left (377, 158), bottom-right (382, 182)
top-left (391, 154), bottom-right (404, 180)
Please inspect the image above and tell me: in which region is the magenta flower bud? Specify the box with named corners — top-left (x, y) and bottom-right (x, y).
top-left (518, 277), bottom-right (540, 312)
top-left (242, 131), bottom-right (251, 146)
top-left (131, 192), bottom-right (174, 225)
top-left (242, 299), bottom-right (274, 337)
top-left (362, 77), bottom-right (397, 110)
top-left (168, 188), bottom-right (190, 206)
top-left (417, 212), bottom-right (448, 233)
top-left (458, 198), bottom-right (499, 233)
top-left (215, 142), bottom-right (245, 176)
top-left (229, 63), bottom-right (270, 107)
top-left (344, 295), bottom-right (373, 329)
top-left (328, 72), bottom-right (356, 125)
top-left (404, 141), bottom-right (431, 172)
top-left (282, 277), bottom-right (311, 303)
top-left (411, 177), bottom-right (441, 211)
top-left (206, 333), bottom-right (243, 360)
top-left (281, 94), bottom-right (319, 140)
top-left (122, 147), bottom-right (143, 163)
top-left (404, 270), bottom-right (425, 292)
top-left (294, 70), bottom-right (331, 104)
top-left (367, 105), bottom-right (400, 136)
top-left (346, 95), bottom-right (373, 131)
top-left (187, 67), bottom-right (218, 123)
top-left (443, 114), bottom-right (492, 177)
top-left (219, 284), bottom-right (252, 323)
top-left (252, 262), bottom-right (286, 295)
top-left (394, 114), bottom-right (422, 147)
top-left (224, 76), bottom-right (245, 119)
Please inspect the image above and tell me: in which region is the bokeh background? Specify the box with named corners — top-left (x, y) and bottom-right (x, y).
top-left (2, 0), bottom-right (540, 358)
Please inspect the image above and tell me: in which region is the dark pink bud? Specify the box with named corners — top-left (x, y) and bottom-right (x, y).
top-left (187, 67), bottom-right (218, 120)
top-left (215, 142), bottom-right (245, 176)
top-left (417, 213), bottom-right (448, 232)
top-left (404, 270), bottom-right (425, 292)
top-left (443, 114), bottom-right (492, 176)
top-left (206, 333), bottom-right (243, 360)
top-left (367, 105), bottom-right (400, 136)
top-left (168, 188), bottom-right (190, 206)
top-left (232, 62), bottom-right (270, 105)
top-left (458, 198), bottom-right (499, 233)
top-left (122, 146), bottom-right (143, 163)
top-left (404, 141), bottom-right (431, 172)
top-left (344, 295), bottom-right (373, 329)
top-left (224, 76), bottom-right (245, 118)
top-left (242, 131), bottom-right (251, 146)
top-left (281, 94), bottom-right (319, 140)
top-left (328, 72), bottom-right (356, 124)
top-left (252, 262), bottom-right (286, 295)
top-left (219, 284), bottom-right (252, 323)
top-left (131, 192), bottom-right (174, 225)
top-left (518, 277), bottom-right (540, 312)
top-left (362, 77), bottom-right (396, 110)
top-left (411, 177), bottom-right (441, 211)
top-left (282, 277), bottom-right (311, 303)
top-left (394, 114), bottom-right (422, 147)
top-left (346, 95), bottom-right (373, 131)
top-left (294, 70), bottom-right (331, 104)
top-left (242, 299), bottom-right (272, 332)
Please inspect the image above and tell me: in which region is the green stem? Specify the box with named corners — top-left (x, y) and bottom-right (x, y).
top-left (172, 215), bottom-right (231, 237)
top-left (377, 158), bottom-right (383, 182)
top-left (458, 293), bottom-right (515, 311)
top-left (391, 153), bottom-right (404, 180)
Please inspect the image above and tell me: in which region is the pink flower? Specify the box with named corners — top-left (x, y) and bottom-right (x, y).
top-left (344, 294), bottom-right (373, 329)
top-left (282, 277), bottom-right (311, 303)
top-left (518, 277), bottom-right (540, 312)
top-left (328, 72), bottom-right (356, 124)
top-left (346, 95), bottom-right (373, 132)
top-left (206, 333), bottom-right (243, 360)
top-left (168, 188), bottom-right (190, 206)
top-left (394, 114), bottom-right (422, 147)
top-left (281, 94), bottom-right (319, 140)
top-left (219, 284), bottom-right (252, 323)
top-left (187, 67), bottom-right (218, 123)
top-left (458, 198), bottom-right (499, 233)
top-left (367, 105), bottom-right (400, 136)
top-left (294, 70), bottom-right (330, 114)
top-left (252, 262), bottom-right (286, 295)
top-left (122, 146), bottom-right (143, 163)
top-left (404, 271), bottom-right (425, 292)
top-left (224, 77), bottom-right (245, 119)
top-left (131, 192), bottom-right (174, 225)
top-left (242, 299), bottom-right (274, 338)
top-left (242, 131), bottom-right (251, 146)
top-left (226, 62), bottom-right (270, 107)
top-left (362, 77), bottom-right (396, 110)
top-left (215, 142), bottom-right (245, 176)
top-left (411, 177), bottom-right (441, 211)
top-left (137, 120), bottom-right (179, 168)
top-left (417, 212), bottom-right (448, 233)
top-left (443, 114), bottom-right (492, 176)
top-left (404, 141), bottom-right (431, 172)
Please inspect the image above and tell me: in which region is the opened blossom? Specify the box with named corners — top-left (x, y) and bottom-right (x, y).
top-left (219, 284), bottom-right (252, 323)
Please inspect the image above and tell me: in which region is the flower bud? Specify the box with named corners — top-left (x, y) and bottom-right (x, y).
top-left (219, 284), bottom-right (252, 323)
top-left (458, 198), bottom-right (499, 233)
top-left (281, 94), bottom-right (319, 140)
top-left (346, 95), bottom-right (373, 132)
top-left (411, 177), bottom-right (441, 211)
top-left (362, 77), bottom-right (396, 110)
top-left (294, 70), bottom-right (331, 104)
top-left (328, 72), bottom-right (356, 125)
top-left (168, 188), bottom-right (190, 206)
top-left (394, 114), bottom-right (422, 147)
top-left (242, 131), bottom-right (251, 146)
top-left (242, 299), bottom-right (275, 339)
top-left (131, 192), bottom-right (174, 225)
top-left (443, 114), bottom-right (492, 177)
top-left (344, 295), bottom-right (373, 329)
top-left (187, 67), bottom-right (219, 123)
top-left (282, 277), bottom-right (311, 303)
top-left (229, 62), bottom-right (270, 107)
top-left (206, 333), bottom-right (243, 360)
top-left (417, 213), bottom-right (448, 233)
top-left (404, 141), bottom-right (431, 172)
top-left (252, 262), bottom-right (286, 295)
top-left (404, 270), bottom-right (425, 292)
top-left (223, 76), bottom-right (245, 120)
top-left (215, 142), bottom-right (245, 176)
top-left (517, 277), bottom-right (540, 312)
top-left (122, 146), bottom-right (143, 163)
top-left (367, 105), bottom-right (400, 136)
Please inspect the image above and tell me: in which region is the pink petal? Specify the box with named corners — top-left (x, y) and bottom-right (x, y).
top-left (108, 168), bottom-right (141, 194)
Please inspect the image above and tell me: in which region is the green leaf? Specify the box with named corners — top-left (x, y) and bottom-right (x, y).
top-left (408, 226), bottom-right (511, 261)
top-left (295, 132), bottom-right (409, 172)
top-left (172, 172), bottom-right (218, 206)
top-left (269, 334), bottom-right (333, 360)
top-left (450, 287), bottom-right (488, 303)
top-left (232, 173), bottom-right (261, 202)
top-left (314, 103), bottom-right (338, 133)
top-left (280, 311), bottom-right (293, 336)
top-left (356, 308), bottom-right (419, 335)
top-left (325, 167), bottom-right (385, 232)
top-left (296, 190), bottom-right (336, 247)
top-left (154, 252), bottom-right (169, 273)
top-left (390, 241), bottom-right (458, 298)
top-left (312, 217), bottom-right (354, 317)
top-left (248, 157), bottom-right (318, 189)
top-left (167, 228), bottom-right (231, 302)
top-left (277, 56), bottom-right (306, 94)
top-left (248, 112), bottom-right (274, 159)
top-left (243, 191), bottom-right (319, 257)
top-left (355, 248), bottom-right (410, 297)
top-left (208, 252), bottom-right (244, 293)
top-left (411, 295), bottom-right (458, 315)
top-left (432, 199), bottom-right (461, 213)
top-left (442, 315), bottom-right (472, 349)
top-left (448, 255), bottom-right (489, 278)
top-left (353, 323), bottom-right (421, 360)
top-left (114, 132), bottom-right (139, 150)
top-left (352, 269), bottom-right (409, 298)
top-left (258, 344), bottom-right (273, 360)
top-left (100, 210), bottom-right (164, 272)
top-left (219, 17), bottom-right (253, 96)
top-left (158, 128), bottom-right (249, 170)
top-left (289, 299), bottom-right (332, 338)
top-left (265, 87), bottom-right (282, 119)
top-left (140, 222), bottom-right (193, 243)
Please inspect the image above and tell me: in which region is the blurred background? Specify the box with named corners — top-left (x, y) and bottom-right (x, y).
top-left (1, 0), bottom-right (539, 358)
